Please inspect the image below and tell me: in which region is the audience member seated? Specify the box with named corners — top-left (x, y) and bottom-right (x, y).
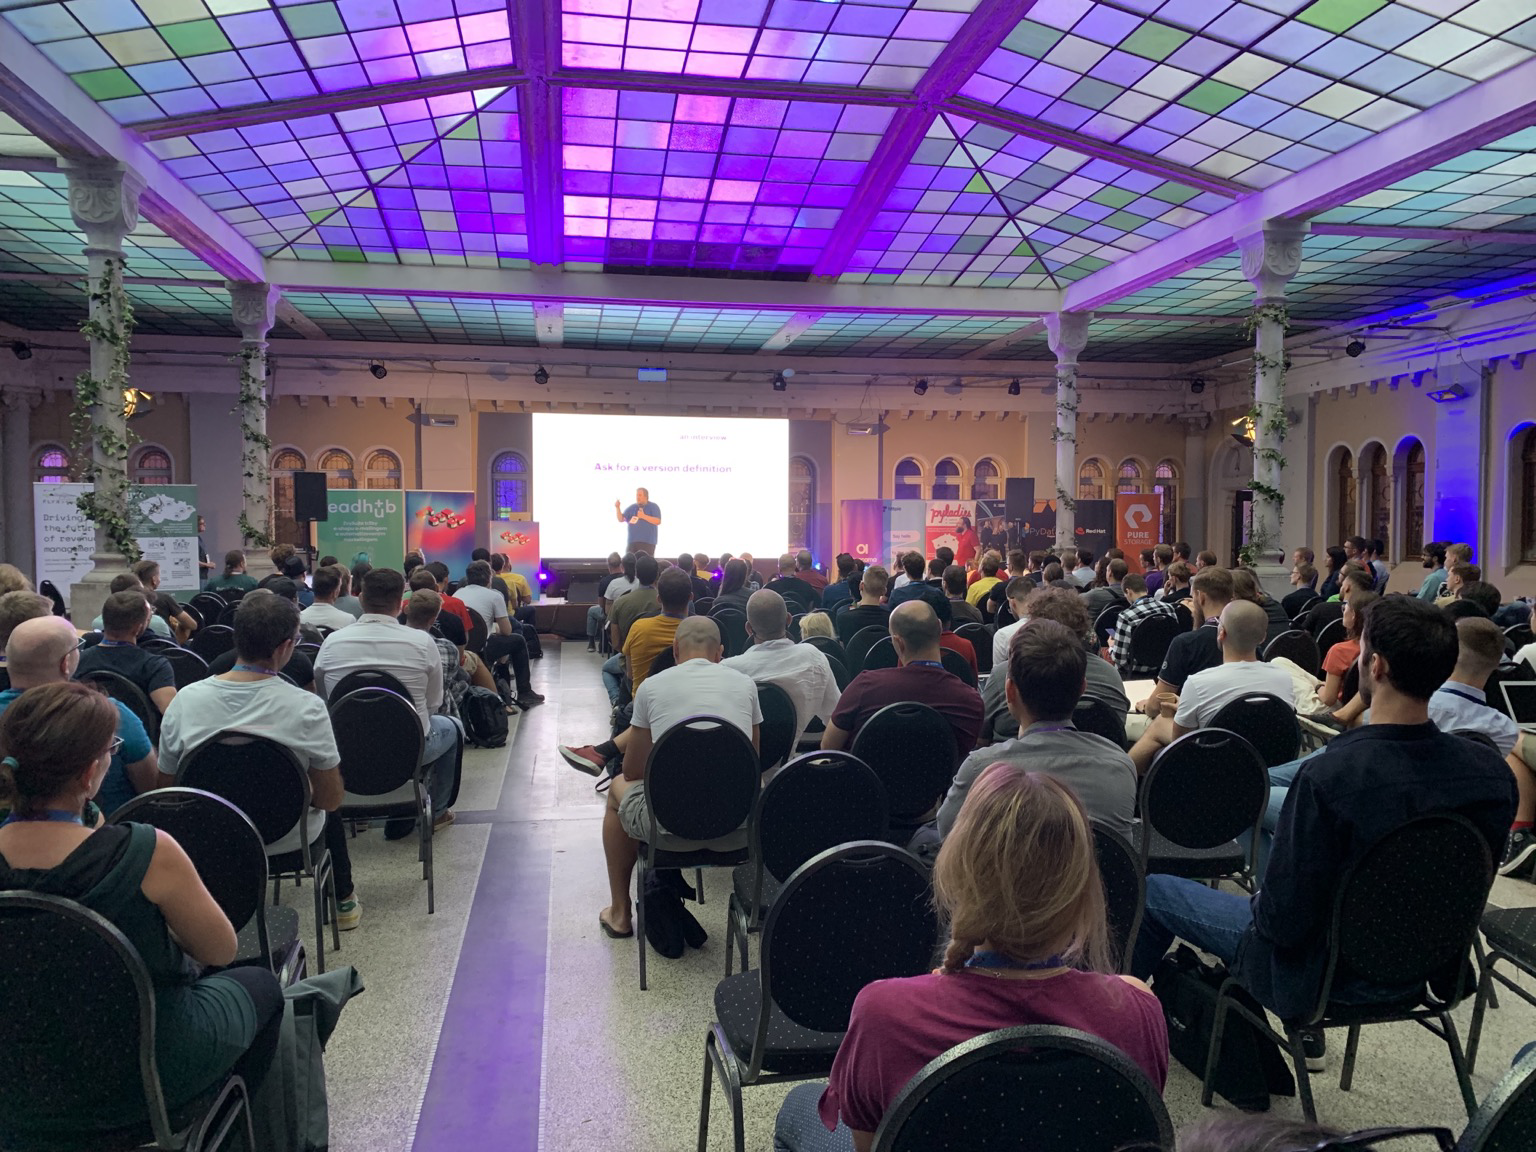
top-left (1363, 537), bottom-right (1390, 591)
top-left (798, 610), bottom-right (836, 643)
top-left (766, 552), bottom-right (822, 613)
top-left (300, 564), bottom-right (356, 632)
top-left (834, 565), bottom-right (892, 644)
top-left (1131, 565), bottom-right (1234, 732)
top-left (886, 552), bottom-right (950, 625)
top-left (989, 576), bottom-right (1034, 669)
top-left (1283, 560), bottom-right (1318, 618)
top-left (774, 764), bottom-right (1167, 1151)
top-left (1458, 579), bottom-right (1503, 619)
top-left (205, 549), bottom-right (258, 595)
top-left (981, 587), bottom-right (1130, 745)
top-left (3, 617), bottom-right (160, 815)
top-left (0, 563), bottom-right (30, 595)
top-left (1145, 544), bottom-right (1173, 597)
top-left (90, 574), bottom-right (174, 640)
top-left (1068, 548), bottom-right (1096, 587)
top-left (1315, 591), bottom-right (1375, 708)
top-left (159, 592), bottom-right (361, 930)
top-left (940, 620), bottom-right (1136, 840)
top-left (1160, 560), bottom-right (1193, 603)
top-left (405, 568), bottom-right (466, 649)
top-left (672, 553), bottom-right (709, 602)
top-left (0, 591), bottom-right (53, 685)
top-left (315, 567), bottom-right (460, 838)
top-left (966, 552), bottom-right (1004, 605)
top-left (821, 602), bottom-right (982, 763)
top-left (205, 588), bottom-right (317, 690)
top-left (1083, 559), bottom-right (1130, 620)
top-left (1231, 567), bottom-right (1290, 644)
top-left (1107, 573), bottom-right (1178, 679)
top-left (1132, 597), bottom-right (1516, 1067)
top-left (1130, 600), bottom-right (1292, 774)
top-left (724, 589), bottom-right (842, 749)
top-left (0, 681), bottom-right (287, 1143)
top-left (1500, 732), bottom-right (1536, 879)
top-left (710, 557), bottom-right (752, 616)
top-left (1316, 546), bottom-right (1347, 601)
top-left (132, 559), bottom-right (197, 644)
top-left (1299, 565), bottom-right (1373, 636)
top-left (943, 564), bottom-right (983, 626)
top-left (76, 591), bottom-right (177, 716)
top-left (982, 550), bottom-right (1029, 622)
top-left (338, 564), bottom-right (367, 618)
top-left (490, 552), bottom-right (533, 621)
top-left (586, 553), bottom-right (625, 652)
top-left (1417, 541), bottom-right (1449, 601)
top-left (406, 589), bottom-right (470, 722)
top-left (277, 553), bottom-right (313, 607)
top-left (595, 617), bottom-right (760, 938)
top-left (819, 554), bottom-right (856, 619)
top-left (457, 560), bottom-right (542, 708)
top-left (622, 569), bottom-right (691, 698)
top-left (1195, 550), bottom-right (1218, 570)
top-left (1434, 544), bottom-right (1473, 599)
top-left (795, 550), bottom-right (827, 592)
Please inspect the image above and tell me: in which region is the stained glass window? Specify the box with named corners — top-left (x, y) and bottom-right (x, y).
top-left (789, 456), bottom-right (815, 553)
top-left (365, 449), bottom-right (401, 490)
top-left (1118, 458), bottom-right (1144, 495)
top-left (1366, 443), bottom-right (1390, 554)
top-left (34, 445), bottom-right (70, 484)
top-left (492, 451), bottom-right (528, 519)
top-left (271, 447), bottom-right (306, 548)
top-left (1079, 458), bottom-right (1106, 501)
top-left (320, 448), bottom-right (355, 490)
top-left (972, 457), bottom-right (1000, 501)
top-left (132, 445), bottom-right (173, 485)
top-left (894, 457), bottom-right (923, 501)
top-left (1155, 459), bottom-right (1179, 544)
top-left (1334, 447), bottom-right (1356, 544)
top-left (933, 457), bottom-right (961, 501)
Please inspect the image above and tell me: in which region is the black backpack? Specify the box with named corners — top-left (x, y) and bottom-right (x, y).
top-left (460, 686), bottom-right (508, 748)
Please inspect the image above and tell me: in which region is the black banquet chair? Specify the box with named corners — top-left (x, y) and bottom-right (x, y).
top-left (872, 1025), bottom-right (1174, 1152)
top-left (710, 607), bottom-right (749, 659)
top-left (954, 621), bottom-right (992, 676)
top-left (844, 624), bottom-right (887, 673)
top-left (849, 701), bottom-right (959, 834)
top-left (938, 645), bottom-right (976, 687)
top-left (1093, 823), bottom-right (1144, 975)
top-left (1094, 604), bottom-right (1126, 650)
top-left (861, 635), bottom-right (899, 672)
top-left (1073, 696), bottom-right (1127, 749)
top-left (700, 842), bottom-right (939, 1152)
top-left (0, 891), bottom-right (257, 1152)
top-left (1315, 617), bottom-right (1347, 662)
top-left (1459, 1044), bottom-right (1536, 1150)
top-left (1468, 903), bottom-right (1536, 1072)
top-left (1208, 692), bottom-right (1302, 768)
top-left (1137, 728), bottom-right (1269, 889)
top-left (189, 624), bottom-right (235, 665)
top-left (1264, 628), bottom-right (1322, 679)
top-left (188, 590), bottom-right (227, 622)
top-left (76, 667), bottom-right (160, 743)
top-left (328, 667), bottom-right (411, 702)
top-left (802, 634), bottom-right (846, 668)
top-left (755, 682), bottom-right (798, 775)
top-left (1128, 612), bottom-right (1183, 676)
top-left (163, 646), bottom-right (211, 690)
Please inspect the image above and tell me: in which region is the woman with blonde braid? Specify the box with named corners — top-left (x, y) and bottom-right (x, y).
top-left (773, 764), bottom-right (1168, 1152)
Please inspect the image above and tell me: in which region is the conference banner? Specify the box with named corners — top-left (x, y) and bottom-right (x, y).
top-left (923, 500), bottom-right (975, 561)
top-left (32, 483), bottom-right (95, 607)
top-left (1019, 498), bottom-right (1056, 557)
top-left (127, 485), bottom-right (200, 592)
top-left (316, 489), bottom-right (405, 569)
top-left (1075, 499), bottom-right (1116, 559)
top-left (886, 500), bottom-right (925, 565)
top-left (1117, 493), bottom-right (1162, 556)
top-left (839, 499), bottom-right (887, 565)
top-left (492, 520), bottom-right (542, 602)
top-left (406, 490), bottom-right (477, 578)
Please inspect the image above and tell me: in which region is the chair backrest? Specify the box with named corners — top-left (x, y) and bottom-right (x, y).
top-left (465, 606), bottom-right (489, 656)
top-left (643, 716), bottom-right (759, 841)
top-left (1289, 594), bottom-right (1320, 624)
top-left (216, 602), bottom-right (242, 627)
top-left (1263, 629), bottom-right (1322, 678)
top-left (177, 732), bottom-right (312, 849)
top-left (136, 635), bottom-right (179, 652)
top-left (1093, 603), bottom-right (1126, 648)
top-left (872, 1025), bottom-right (1174, 1152)
top-left (1315, 616), bottom-right (1347, 660)
top-left (1129, 612), bottom-right (1184, 671)
top-left (850, 701), bottom-right (959, 827)
top-left (328, 667), bottom-right (411, 702)
top-left (939, 646), bottom-right (977, 687)
top-left (190, 623), bottom-right (235, 663)
top-left (954, 622), bottom-right (992, 675)
top-left (760, 843), bottom-right (938, 1041)
top-left (109, 787), bottom-right (267, 945)
top-left (1207, 692), bottom-right (1302, 767)
top-left (787, 612), bottom-right (807, 643)
top-left (178, 601), bottom-right (204, 630)
top-left (1459, 1046), bottom-right (1536, 1152)
top-left (752, 752), bottom-right (889, 883)
top-left (1141, 729), bottom-right (1269, 856)
top-left (647, 647), bottom-right (676, 679)
top-left (76, 668), bottom-right (158, 739)
top-left (710, 607), bottom-right (749, 658)
top-left (161, 646), bottom-right (211, 690)
top-left (755, 681), bottom-right (799, 772)
top-left (329, 687), bottom-right (426, 797)
top-left (1323, 812), bottom-right (1492, 1015)
top-left (188, 591), bottom-right (226, 621)
top-left (845, 624), bottom-right (887, 672)
top-left (295, 641), bottom-right (322, 663)
top-left (1171, 599), bottom-right (1195, 630)
top-left (1073, 696), bottom-right (1127, 748)
top-left (1484, 664), bottom-right (1530, 719)
top-left (694, 596), bottom-right (714, 614)
top-left (803, 634), bottom-right (846, 668)
top-left (824, 653), bottom-right (852, 692)
top-left (0, 892), bottom-right (180, 1147)
top-left (862, 635), bottom-right (899, 672)
top-left (1503, 623), bottom-right (1535, 657)
top-left (1093, 824), bottom-right (1144, 974)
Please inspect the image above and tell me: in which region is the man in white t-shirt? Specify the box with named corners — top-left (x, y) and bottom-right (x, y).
top-left (299, 565), bottom-right (355, 633)
top-left (1130, 599), bottom-right (1293, 773)
top-left (159, 592), bottom-right (361, 930)
top-left (990, 576), bottom-right (1035, 669)
top-left (595, 616), bottom-right (761, 939)
top-left (455, 559), bottom-right (541, 707)
top-left (723, 588), bottom-right (841, 752)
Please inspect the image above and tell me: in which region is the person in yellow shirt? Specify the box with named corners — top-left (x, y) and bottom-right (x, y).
top-left (966, 552), bottom-right (1004, 607)
top-left (621, 569), bottom-right (691, 695)
top-left (492, 553), bottom-right (532, 610)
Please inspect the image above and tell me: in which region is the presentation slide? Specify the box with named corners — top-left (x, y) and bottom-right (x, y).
top-left (531, 413), bottom-right (789, 560)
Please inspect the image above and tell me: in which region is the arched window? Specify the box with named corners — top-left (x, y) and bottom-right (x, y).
top-left (932, 457), bottom-right (961, 501)
top-left (1521, 429), bottom-right (1536, 563)
top-left (319, 448), bottom-right (355, 490)
top-left (789, 456), bottom-right (815, 552)
top-left (1078, 458), bottom-right (1106, 501)
top-left (1401, 439), bottom-right (1425, 560)
top-left (33, 444), bottom-right (70, 483)
top-left (894, 458), bottom-right (923, 501)
top-left (1364, 443), bottom-right (1390, 553)
top-left (1333, 448), bottom-right (1356, 543)
top-left (270, 447), bottom-right (306, 550)
top-left (364, 449), bottom-right (401, 490)
top-left (131, 445), bottom-right (172, 486)
top-left (491, 451), bottom-right (529, 519)
top-left (1154, 459), bottom-right (1179, 543)
top-left (1117, 458), bottom-right (1144, 495)
top-left (971, 457), bottom-right (1000, 501)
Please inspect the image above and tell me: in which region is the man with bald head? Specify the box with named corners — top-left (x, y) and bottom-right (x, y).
top-left (0, 591), bottom-right (52, 688)
top-left (722, 588), bottom-right (842, 751)
top-left (1129, 599), bottom-right (1295, 773)
top-left (2, 615), bottom-right (163, 812)
top-left (591, 614), bottom-right (761, 938)
top-left (821, 601), bottom-right (982, 763)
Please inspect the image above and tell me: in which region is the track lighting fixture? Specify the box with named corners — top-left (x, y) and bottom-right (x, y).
top-left (534, 364), bottom-right (549, 385)
top-left (1345, 339), bottom-right (1366, 358)
top-left (772, 369), bottom-right (793, 392)
top-left (368, 360), bottom-right (388, 380)
top-left (913, 378), bottom-right (928, 396)
top-left (1007, 378), bottom-right (1021, 396)
top-left (1190, 377), bottom-right (1206, 394)
top-left (9, 340), bottom-right (31, 361)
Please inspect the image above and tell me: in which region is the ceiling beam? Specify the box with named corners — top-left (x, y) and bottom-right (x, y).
top-left (533, 300), bottom-right (563, 347)
top-left (963, 319), bottom-right (1045, 360)
top-left (0, 155), bottom-right (56, 173)
top-left (515, 0), bottom-right (563, 267)
top-left (0, 31), bottom-right (262, 281)
top-left (1308, 223), bottom-right (1536, 247)
top-left (810, 0), bottom-right (1043, 280)
top-left (1062, 55), bottom-right (1536, 314)
top-left (757, 312), bottom-right (825, 353)
top-left (274, 297), bottom-right (328, 340)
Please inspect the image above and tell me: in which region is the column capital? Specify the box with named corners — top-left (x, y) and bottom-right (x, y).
top-left (228, 281), bottom-right (280, 343)
top-left (58, 159), bottom-right (144, 251)
top-left (0, 386), bottom-right (43, 414)
top-left (1178, 411), bottom-right (1211, 432)
top-left (1237, 219), bottom-right (1307, 300)
top-left (1043, 311), bottom-right (1092, 367)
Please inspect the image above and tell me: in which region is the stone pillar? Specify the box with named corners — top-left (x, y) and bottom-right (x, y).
top-left (1237, 219), bottom-right (1304, 589)
top-left (230, 281), bottom-right (280, 579)
top-left (1043, 311), bottom-right (1091, 551)
top-left (61, 159), bottom-right (144, 627)
top-left (1, 387), bottom-right (42, 574)
top-left (1180, 413), bottom-right (1210, 549)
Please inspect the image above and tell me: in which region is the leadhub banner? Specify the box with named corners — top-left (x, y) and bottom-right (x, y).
top-left (316, 490), bottom-right (405, 569)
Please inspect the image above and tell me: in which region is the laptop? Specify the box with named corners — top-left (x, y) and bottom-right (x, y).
top-left (1497, 680), bottom-right (1536, 727)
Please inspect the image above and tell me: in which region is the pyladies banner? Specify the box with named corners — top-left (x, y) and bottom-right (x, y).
top-left (316, 490), bottom-right (405, 569)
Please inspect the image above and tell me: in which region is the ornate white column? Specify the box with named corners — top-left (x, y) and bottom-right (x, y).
top-left (1180, 413), bottom-right (1210, 548)
top-left (1, 386), bottom-right (42, 572)
top-left (229, 281), bottom-right (280, 578)
top-left (61, 159), bottom-right (144, 626)
top-left (1237, 219), bottom-right (1305, 576)
top-left (1043, 311), bottom-right (1091, 551)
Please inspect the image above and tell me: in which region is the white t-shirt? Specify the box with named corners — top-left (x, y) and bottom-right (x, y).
top-left (300, 601), bottom-right (355, 632)
top-left (158, 676), bottom-right (339, 855)
top-left (91, 612), bottom-right (170, 637)
top-left (992, 618), bottom-right (1027, 670)
top-left (314, 613), bottom-right (443, 734)
top-left (891, 573), bottom-right (912, 591)
top-left (1174, 660), bottom-right (1296, 729)
top-left (631, 658), bottom-right (762, 744)
top-left (605, 576), bottom-right (639, 603)
top-left (722, 638), bottom-right (841, 748)
top-left (455, 582), bottom-right (509, 626)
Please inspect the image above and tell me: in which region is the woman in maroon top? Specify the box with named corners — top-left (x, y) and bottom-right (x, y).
top-left (773, 764), bottom-right (1169, 1152)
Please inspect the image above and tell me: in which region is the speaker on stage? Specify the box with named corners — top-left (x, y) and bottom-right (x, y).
top-left (293, 471), bottom-right (329, 522)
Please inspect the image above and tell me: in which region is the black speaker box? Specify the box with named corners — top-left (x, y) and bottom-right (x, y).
top-left (293, 471), bottom-right (329, 521)
top-left (566, 580), bottom-right (600, 605)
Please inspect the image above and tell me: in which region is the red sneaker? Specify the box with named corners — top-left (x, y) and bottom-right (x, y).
top-left (558, 744), bottom-right (607, 777)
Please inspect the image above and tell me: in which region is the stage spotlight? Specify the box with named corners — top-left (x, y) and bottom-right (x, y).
top-left (368, 360), bottom-right (387, 380)
top-left (1345, 339), bottom-right (1366, 358)
top-left (772, 368), bottom-right (793, 392)
top-left (913, 378), bottom-right (928, 396)
top-left (9, 340), bottom-right (31, 361)
top-left (534, 364), bottom-right (549, 385)
top-left (1007, 378), bottom-right (1021, 396)
top-left (1190, 377), bottom-right (1206, 394)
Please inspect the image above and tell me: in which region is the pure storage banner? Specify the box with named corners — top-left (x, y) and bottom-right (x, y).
top-left (316, 490), bottom-right (405, 568)
top-left (1117, 493), bottom-right (1162, 555)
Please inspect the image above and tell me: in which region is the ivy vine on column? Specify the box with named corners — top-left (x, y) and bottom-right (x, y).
top-left (1051, 385), bottom-right (1079, 513)
top-left (1239, 299), bottom-right (1290, 567)
top-left (234, 344), bottom-right (274, 549)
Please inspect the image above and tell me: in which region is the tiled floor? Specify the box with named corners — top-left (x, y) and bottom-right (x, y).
top-left (282, 641), bottom-right (1536, 1151)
